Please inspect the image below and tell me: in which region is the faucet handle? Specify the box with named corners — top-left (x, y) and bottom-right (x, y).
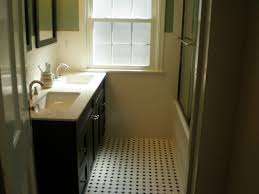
top-left (33, 86), bottom-right (38, 96)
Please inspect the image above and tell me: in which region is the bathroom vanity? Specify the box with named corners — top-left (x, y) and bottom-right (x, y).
top-left (31, 72), bottom-right (106, 194)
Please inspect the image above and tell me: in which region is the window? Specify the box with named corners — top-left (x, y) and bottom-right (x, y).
top-left (86, 0), bottom-right (165, 70)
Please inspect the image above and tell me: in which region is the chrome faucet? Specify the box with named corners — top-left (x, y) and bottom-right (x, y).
top-left (29, 80), bottom-right (44, 100)
top-left (55, 63), bottom-right (70, 79)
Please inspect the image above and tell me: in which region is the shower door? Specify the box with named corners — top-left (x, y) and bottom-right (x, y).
top-left (0, 0), bottom-right (36, 193)
top-left (178, 0), bottom-right (200, 124)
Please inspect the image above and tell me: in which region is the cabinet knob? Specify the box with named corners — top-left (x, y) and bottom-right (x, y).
top-left (93, 115), bottom-right (99, 120)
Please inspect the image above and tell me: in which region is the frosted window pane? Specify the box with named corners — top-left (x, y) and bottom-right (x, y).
top-left (132, 23), bottom-right (151, 44)
top-left (132, 45), bottom-right (150, 65)
top-left (113, 22), bottom-right (131, 44)
top-left (112, 0), bottom-right (132, 18)
top-left (93, 22), bottom-right (111, 43)
top-left (93, 44), bottom-right (112, 65)
top-left (133, 0), bottom-right (152, 18)
top-left (113, 45), bottom-right (131, 65)
top-left (93, 0), bottom-right (112, 18)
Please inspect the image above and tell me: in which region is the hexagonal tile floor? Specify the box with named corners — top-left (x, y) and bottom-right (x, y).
top-left (86, 137), bottom-right (181, 194)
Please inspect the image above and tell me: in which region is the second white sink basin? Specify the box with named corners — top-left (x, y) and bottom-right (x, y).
top-left (64, 74), bottom-right (94, 85)
top-left (36, 92), bottom-right (80, 111)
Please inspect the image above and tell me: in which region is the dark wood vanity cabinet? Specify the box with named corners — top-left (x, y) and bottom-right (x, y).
top-left (32, 80), bottom-right (105, 194)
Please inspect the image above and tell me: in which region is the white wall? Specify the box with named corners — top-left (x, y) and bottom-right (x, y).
top-left (173, 102), bottom-right (189, 192)
top-left (226, 1), bottom-right (259, 194)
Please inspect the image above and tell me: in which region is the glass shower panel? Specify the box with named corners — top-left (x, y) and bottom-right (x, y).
top-left (0, 1), bottom-right (36, 193)
top-left (178, 46), bottom-right (194, 116)
top-left (178, 0), bottom-right (200, 122)
top-left (0, 0), bottom-right (19, 142)
top-left (12, 0), bottom-right (30, 135)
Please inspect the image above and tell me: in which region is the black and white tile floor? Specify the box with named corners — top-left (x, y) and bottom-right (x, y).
top-left (86, 137), bottom-right (181, 194)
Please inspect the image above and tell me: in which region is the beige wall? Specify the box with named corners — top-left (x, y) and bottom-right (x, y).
top-left (26, 37), bottom-right (57, 83)
top-left (226, 1), bottom-right (259, 194)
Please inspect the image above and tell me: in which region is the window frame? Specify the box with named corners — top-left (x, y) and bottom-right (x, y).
top-left (85, 0), bottom-right (166, 71)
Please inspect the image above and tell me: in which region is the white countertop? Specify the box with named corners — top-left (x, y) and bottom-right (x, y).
top-left (30, 72), bottom-right (106, 121)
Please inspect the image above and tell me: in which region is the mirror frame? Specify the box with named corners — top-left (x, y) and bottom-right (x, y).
top-left (34, 0), bottom-right (57, 48)
top-left (24, 0), bottom-right (32, 51)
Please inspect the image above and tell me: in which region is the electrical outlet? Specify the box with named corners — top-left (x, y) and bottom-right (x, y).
top-left (65, 40), bottom-right (69, 48)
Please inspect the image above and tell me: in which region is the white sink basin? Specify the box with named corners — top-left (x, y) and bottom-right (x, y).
top-left (64, 74), bottom-right (94, 84)
top-left (35, 92), bottom-right (80, 112)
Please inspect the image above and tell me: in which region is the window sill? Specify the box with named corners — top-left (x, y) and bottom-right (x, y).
top-left (85, 68), bottom-right (165, 75)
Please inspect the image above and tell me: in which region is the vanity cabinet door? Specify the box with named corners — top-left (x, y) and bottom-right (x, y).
top-left (92, 108), bottom-right (100, 160)
top-left (92, 83), bottom-right (105, 160)
top-left (86, 119), bottom-right (94, 179)
top-left (79, 159), bottom-right (88, 194)
top-left (78, 131), bottom-right (87, 167)
top-left (99, 94), bottom-right (106, 139)
top-left (77, 113), bottom-right (94, 193)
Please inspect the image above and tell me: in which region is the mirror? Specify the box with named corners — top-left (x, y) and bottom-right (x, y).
top-left (34, 0), bottom-right (56, 48)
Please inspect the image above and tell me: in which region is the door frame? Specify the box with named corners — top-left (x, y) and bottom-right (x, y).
top-left (0, 162), bottom-right (6, 194)
top-left (186, 0), bottom-right (212, 193)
